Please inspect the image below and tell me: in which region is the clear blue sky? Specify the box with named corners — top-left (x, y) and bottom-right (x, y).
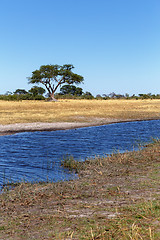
top-left (0, 0), bottom-right (160, 96)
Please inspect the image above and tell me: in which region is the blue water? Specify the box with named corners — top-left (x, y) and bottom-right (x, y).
top-left (0, 120), bottom-right (160, 187)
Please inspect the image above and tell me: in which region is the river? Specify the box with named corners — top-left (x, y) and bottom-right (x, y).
top-left (0, 119), bottom-right (160, 187)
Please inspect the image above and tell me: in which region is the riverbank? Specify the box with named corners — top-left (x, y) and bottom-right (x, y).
top-left (0, 117), bottom-right (160, 136)
top-left (0, 139), bottom-right (160, 239)
top-left (0, 119), bottom-right (122, 135)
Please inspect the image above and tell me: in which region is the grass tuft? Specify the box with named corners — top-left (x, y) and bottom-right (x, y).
top-left (61, 155), bottom-right (82, 173)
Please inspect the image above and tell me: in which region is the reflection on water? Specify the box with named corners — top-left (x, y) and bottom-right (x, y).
top-left (0, 120), bottom-right (160, 186)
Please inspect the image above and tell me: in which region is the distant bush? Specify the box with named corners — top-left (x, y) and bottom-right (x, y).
top-left (1, 89), bottom-right (160, 101)
top-left (95, 94), bottom-right (103, 100)
top-left (55, 93), bottom-right (81, 100)
top-left (81, 91), bottom-right (94, 99)
top-left (59, 84), bottom-right (83, 96)
top-left (34, 95), bottom-right (45, 100)
top-left (0, 94), bottom-right (45, 101)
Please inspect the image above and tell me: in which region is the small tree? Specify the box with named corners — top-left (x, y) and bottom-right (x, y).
top-left (82, 91), bottom-right (94, 99)
top-left (60, 84), bottom-right (83, 96)
top-left (108, 92), bottom-right (116, 98)
top-left (14, 89), bottom-right (28, 95)
top-left (96, 94), bottom-right (102, 99)
top-left (28, 64), bottom-right (84, 101)
top-left (29, 86), bottom-right (45, 97)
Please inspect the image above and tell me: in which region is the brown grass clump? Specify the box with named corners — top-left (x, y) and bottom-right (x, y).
top-left (0, 99), bottom-right (160, 124)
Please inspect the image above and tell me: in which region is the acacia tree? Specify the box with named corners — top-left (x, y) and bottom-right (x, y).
top-left (28, 64), bottom-right (84, 100)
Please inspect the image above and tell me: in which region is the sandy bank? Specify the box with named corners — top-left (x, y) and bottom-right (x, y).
top-left (0, 118), bottom-right (158, 136)
top-left (0, 119), bottom-right (115, 135)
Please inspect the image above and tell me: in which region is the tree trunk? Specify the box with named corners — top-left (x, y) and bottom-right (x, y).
top-left (49, 92), bottom-right (58, 102)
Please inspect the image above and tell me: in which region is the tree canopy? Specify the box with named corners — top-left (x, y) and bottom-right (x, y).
top-left (28, 64), bottom-right (84, 100)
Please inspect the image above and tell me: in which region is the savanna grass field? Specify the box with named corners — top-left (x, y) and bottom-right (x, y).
top-left (0, 99), bottom-right (160, 124)
top-left (0, 99), bottom-right (160, 239)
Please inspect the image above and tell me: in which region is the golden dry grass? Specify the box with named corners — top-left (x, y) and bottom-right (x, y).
top-left (0, 99), bottom-right (160, 125)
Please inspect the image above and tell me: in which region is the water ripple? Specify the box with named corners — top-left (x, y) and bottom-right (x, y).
top-left (0, 120), bottom-right (160, 186)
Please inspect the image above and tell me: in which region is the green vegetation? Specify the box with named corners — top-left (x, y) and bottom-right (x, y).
top-left (59, 84), bottom-right (83, 96)
top-left (1, 90), bottom-right (160, 101)
top-left (61, 155), bottom-right (83, 173)
top-left (0, 87), bottom-right (45, 101)
top-left (28, 86), bottom-right (46, 97)
top-left (0, 139), bottom-right (160, 239)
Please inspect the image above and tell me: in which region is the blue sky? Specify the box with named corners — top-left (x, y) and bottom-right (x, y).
top-left (0, 0), bottom-right (160, 96)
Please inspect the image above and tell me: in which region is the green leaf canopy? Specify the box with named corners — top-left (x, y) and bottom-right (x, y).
top-left (28, 64), bottom-right (84, 100)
